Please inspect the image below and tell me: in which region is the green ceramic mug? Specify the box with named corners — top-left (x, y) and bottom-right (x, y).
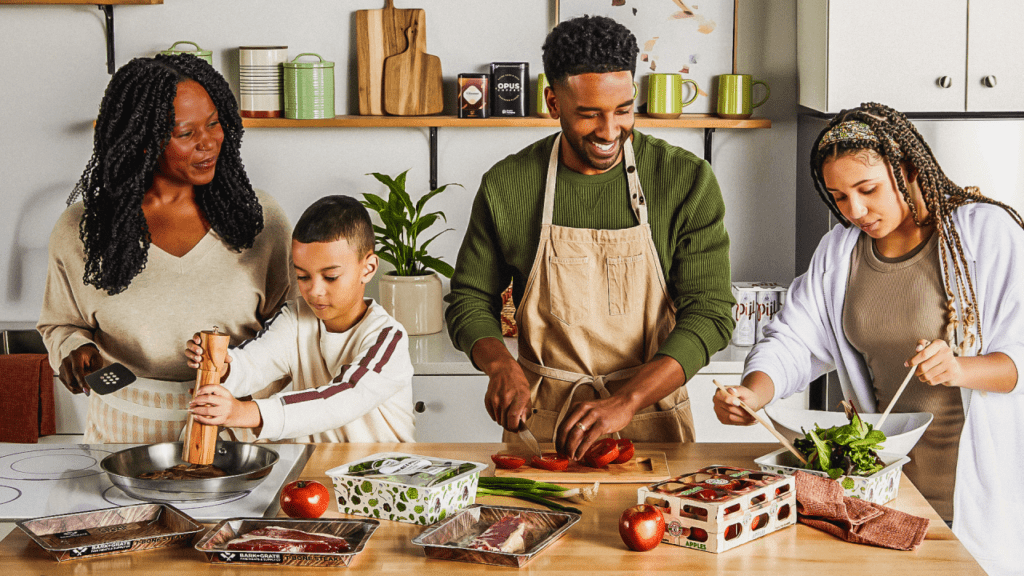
top-left (537, 73), bottom-right (552, 118)
top-left (717, 74), bottom-right (770, 119)
top-left (283, 53), bottom-right (335, 120)
top-left (647, 73), bottom-right (699, 119)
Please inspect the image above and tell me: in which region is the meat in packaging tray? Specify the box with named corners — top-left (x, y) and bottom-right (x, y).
top-left (412, 504), bottom-right (580, 568)
top-left (327, 452), bottom-right (487, 525)
top-left (16, 503), bottom-right (202, 562)
top-left (637, 466), bottom-right (796, 553)
top-left (194, 517), bottom-right (378, 567)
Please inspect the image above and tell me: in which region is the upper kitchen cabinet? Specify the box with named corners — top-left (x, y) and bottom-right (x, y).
top-left (798, 0), bottom-right (1023, 113)
top-left (966, 2), bottom-right (1024, 111)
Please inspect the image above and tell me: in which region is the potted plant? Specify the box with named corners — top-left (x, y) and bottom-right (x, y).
top-left (361, 170), bottom-right (460, 335)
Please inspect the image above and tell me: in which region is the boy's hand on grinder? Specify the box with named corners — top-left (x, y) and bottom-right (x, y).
top-left (184, 332), bottom-right (232, 379)
top-left (189, 384), bottom-right (262, 428)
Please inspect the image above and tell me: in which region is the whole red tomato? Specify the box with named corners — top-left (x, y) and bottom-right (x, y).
top-left (619, 504), bottom-right (666, 552)
top-left (280, 480), bottom-right (330, 519)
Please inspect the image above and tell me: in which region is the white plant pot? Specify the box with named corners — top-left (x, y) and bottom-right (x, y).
top-left (378, 271), bottom-right (444, 335)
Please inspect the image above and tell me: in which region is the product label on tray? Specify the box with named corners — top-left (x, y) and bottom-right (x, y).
top-left (55, 530), bottom-right (90, 539)
top-left (217, 551), bottom-right (284, 564)
top-left (376, 457), bottom-right (454, 481)
top-left (68, 540), bottom-right (133, 557)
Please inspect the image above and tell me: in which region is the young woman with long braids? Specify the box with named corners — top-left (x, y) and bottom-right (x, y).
top-left (37, 54), bottom-right (294, 444)
top-left (713, 103), bottom-right (1024, 574)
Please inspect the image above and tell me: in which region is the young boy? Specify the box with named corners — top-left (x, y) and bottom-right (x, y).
top-left (185, 195), bottom-right (415, 443)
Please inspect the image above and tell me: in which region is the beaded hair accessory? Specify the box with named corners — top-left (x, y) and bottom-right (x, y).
top-left (817, 120), bottom-right (899, 151)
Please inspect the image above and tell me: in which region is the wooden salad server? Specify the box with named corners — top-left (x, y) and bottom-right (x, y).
top-left (182, 328), bottom-right (231, 465)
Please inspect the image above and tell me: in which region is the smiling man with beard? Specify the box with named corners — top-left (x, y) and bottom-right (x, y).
top-left (445, 15), bottom-right (735, 459)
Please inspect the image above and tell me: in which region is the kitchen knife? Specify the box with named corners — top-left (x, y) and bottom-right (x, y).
top-left (518, 423), bottom-right (543, 457)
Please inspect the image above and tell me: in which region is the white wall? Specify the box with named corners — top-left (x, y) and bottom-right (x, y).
top-left (0, 0), bottom-right (798, 323)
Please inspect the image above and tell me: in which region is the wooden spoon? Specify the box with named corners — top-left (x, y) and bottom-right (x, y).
top-left (876, 363), bottom-right (918, 431)
top-left (713, 379), bottom-right (807, 464)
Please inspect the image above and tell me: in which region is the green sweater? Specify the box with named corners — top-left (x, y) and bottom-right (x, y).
top-left (444, 131), bottom-right (735, 381)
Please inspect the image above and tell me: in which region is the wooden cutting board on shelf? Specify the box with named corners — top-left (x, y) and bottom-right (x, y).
top-left (383, 19), bottom-right (443, 116)
top-left (356, 0), bottom-right (425, 115)
top-left (493, 451), bottom-right (672, 484)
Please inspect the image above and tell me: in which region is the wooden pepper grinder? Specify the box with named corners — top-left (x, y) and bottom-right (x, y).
top-left (182, 328), bottom-right (231, 465)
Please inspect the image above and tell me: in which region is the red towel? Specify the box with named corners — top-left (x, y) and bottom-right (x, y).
top-left (0, 354), bottom-right (56, 443)
top-left (794, 471), bottom-right (929, 551)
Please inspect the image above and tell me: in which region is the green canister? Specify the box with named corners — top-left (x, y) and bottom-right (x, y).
top-left (283, 53), bottom-right (335, 120)
top-left (159, 41), bottom-right (213, 64)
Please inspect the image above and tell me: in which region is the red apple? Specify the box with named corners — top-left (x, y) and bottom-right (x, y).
top-left (619, 504), bottom-right (666, 551)
top-left (280, 480), bottom-right (330, 519)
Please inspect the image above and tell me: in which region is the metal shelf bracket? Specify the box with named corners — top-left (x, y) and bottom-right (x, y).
top-left (98, 4), bottom-right (115, 74)
top-left (704, 127), bottom-right (716, 165)
top-left (429, 127), bottom-right (438, 191)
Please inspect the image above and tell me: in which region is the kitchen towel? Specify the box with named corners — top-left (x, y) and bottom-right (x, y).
top-left (0, 353), bottom-right (56, 442)
top-left (794, 471), bottom-right (929, 550)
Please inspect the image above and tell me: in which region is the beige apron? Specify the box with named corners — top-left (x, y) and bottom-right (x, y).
top-left (85, 377), bottom-right (193, 443)
top-left (86, 376), bottom-right (276, 443)
top-left (508, 134), bottom-right (696, 443)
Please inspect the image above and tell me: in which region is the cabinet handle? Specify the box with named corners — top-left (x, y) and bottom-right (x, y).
top-left (982, 75), bottom-right (998, 88)
top-left (937, 76), bottom-right (953, 89)
top-left (414, 401), bottom-right (426, 413)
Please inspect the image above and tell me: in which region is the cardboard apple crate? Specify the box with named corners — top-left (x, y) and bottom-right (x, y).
top-left (636, 466), bottom-right (796, 553)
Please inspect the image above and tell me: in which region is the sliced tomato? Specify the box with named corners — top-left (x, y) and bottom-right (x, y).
top-left (531, 453), bottom-right (570, 471)
top-left (491, 454), bottom-right (526, 470)
top-left (583, 438), bottom-right (620, 468)
top-left (611, 438), bottom-right (635, 464)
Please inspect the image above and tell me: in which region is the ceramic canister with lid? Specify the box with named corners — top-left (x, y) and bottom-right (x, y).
top-left (283, 53), bottom-right (335, 120)
top-left (159, 41), bottom-right (213, 65)
top-left (239, 46), bottom-right (288, 118)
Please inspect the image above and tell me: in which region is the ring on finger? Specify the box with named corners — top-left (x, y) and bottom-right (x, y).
top-left (576, 422), bottom-right (587, 432)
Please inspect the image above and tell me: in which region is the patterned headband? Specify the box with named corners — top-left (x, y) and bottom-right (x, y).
top-left (817, 120), bottom-right (899, 151)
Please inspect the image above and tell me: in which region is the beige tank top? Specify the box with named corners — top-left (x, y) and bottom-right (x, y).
top-left (843, 231), bottom-right (964, 522)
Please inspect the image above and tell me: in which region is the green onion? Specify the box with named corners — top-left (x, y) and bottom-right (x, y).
top-left (476, 487), bottom-right (583, 515)
top-left (476, 476), bottom-right (599, 508)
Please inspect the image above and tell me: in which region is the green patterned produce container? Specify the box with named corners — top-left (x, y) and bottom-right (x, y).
top-left (326, 453), bottom-right (486, 525)
top-left (754, 448), bottom-right (910, 505)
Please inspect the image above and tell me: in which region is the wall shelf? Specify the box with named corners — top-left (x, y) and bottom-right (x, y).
top-left (0, 1), bottom-right (162, 4)
top-left (242, 114), bottom-right (771, 189)
top-left (242, 114), bottom-right (770, 130)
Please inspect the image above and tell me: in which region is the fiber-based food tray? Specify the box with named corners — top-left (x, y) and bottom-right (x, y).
top-left (412, 504), bottom-right (580, 568)
top-left (327, 452), bottom-right (487, 524)
top-left (194, 518), bottom-right (378, 567)
top-left (637, 466), bottom-right (796, 553)
top-left (17, 503), bottom-right (202, 562)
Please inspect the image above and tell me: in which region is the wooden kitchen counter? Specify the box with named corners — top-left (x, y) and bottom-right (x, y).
top-left (0, 443), bottom-right (984, 574)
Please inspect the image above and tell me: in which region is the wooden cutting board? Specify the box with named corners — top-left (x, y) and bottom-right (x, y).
top-left (493, 451), bottom-right (672, 484)
top-left (356, 0), bottom-right (425, 115)
top-left (383, 19), bottom-right (443, 116)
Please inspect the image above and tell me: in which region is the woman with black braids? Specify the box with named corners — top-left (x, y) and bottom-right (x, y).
top-left (714, 103), bottom-right (1023, 574)
top-left (37, 54), bottom-right (294, 444)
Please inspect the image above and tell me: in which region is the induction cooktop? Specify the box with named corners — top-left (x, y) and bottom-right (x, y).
top-left (0, 443), bottom-right (312, 522)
